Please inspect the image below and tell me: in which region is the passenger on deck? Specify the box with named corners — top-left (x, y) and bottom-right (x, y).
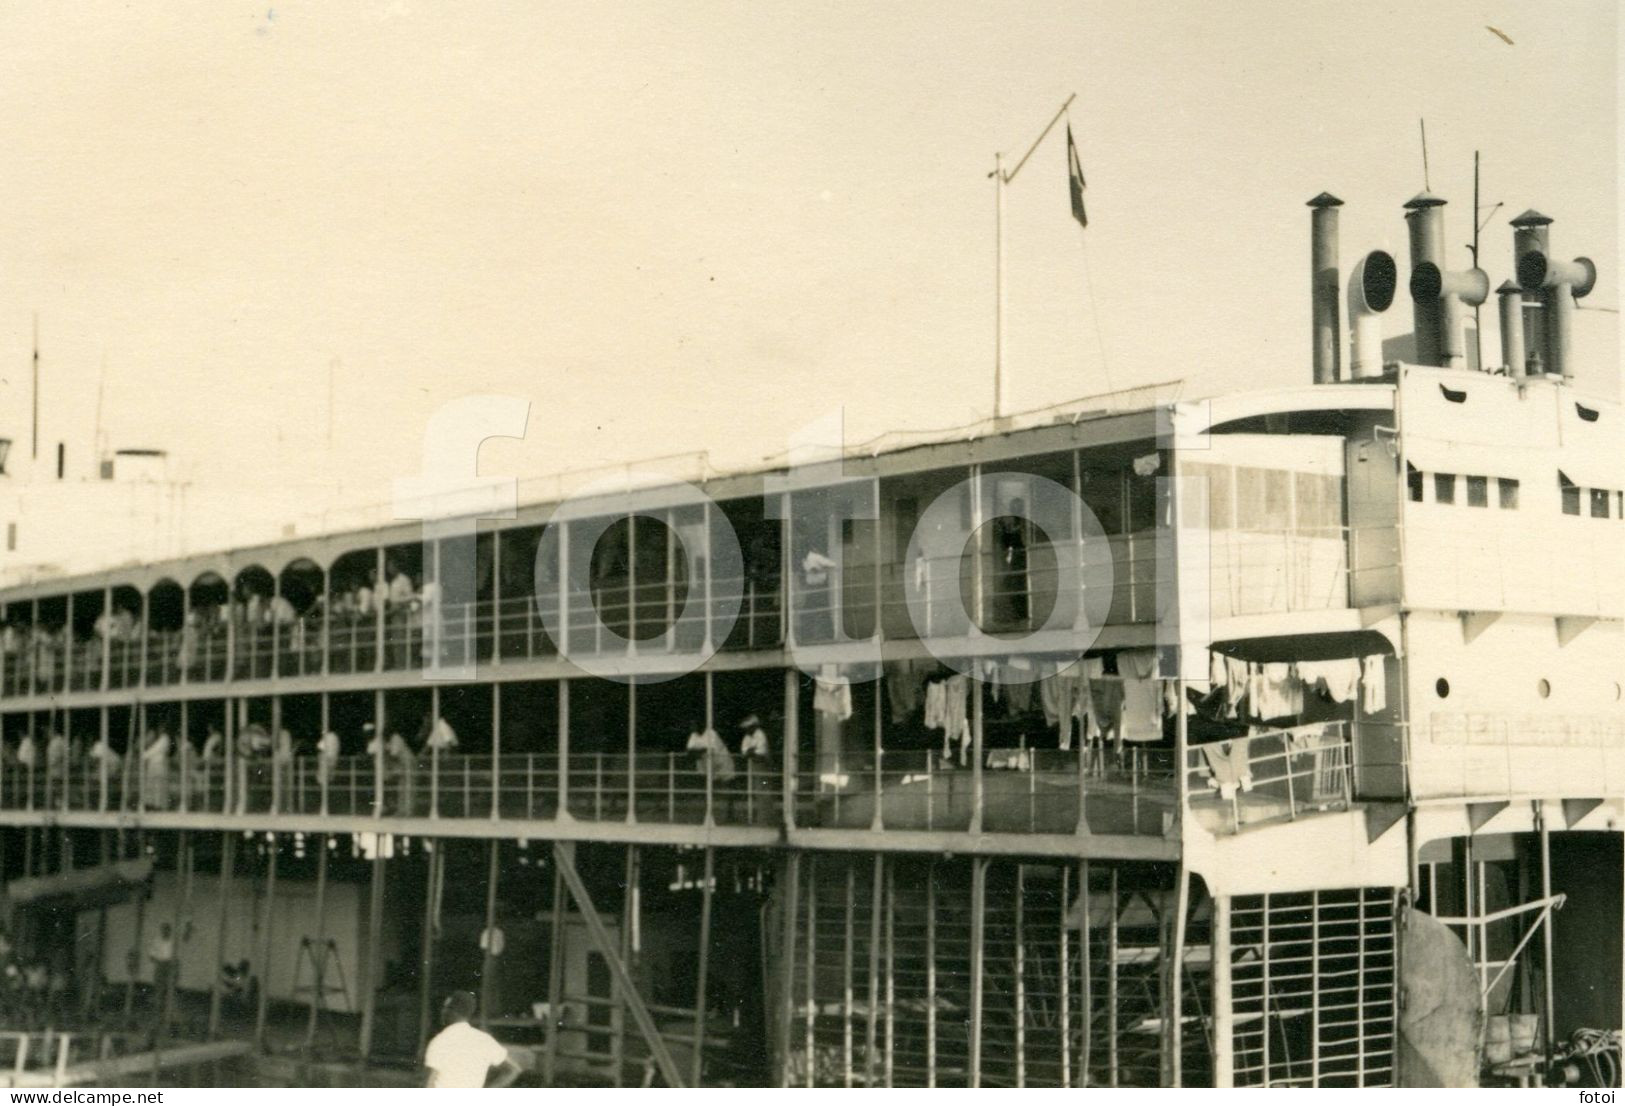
top-left (273, 728), bottom-right (296, 811)
top-left (425, 715), bottom-right (459, 756)
top-left (142, 729), bottom-right (172, 809)
top-left (738, 715), bottom-right (770, 761)
top-left (686, 726), bottom-right (736, 783)
top-left (424, 990), bottom-right (521, 1088)
top-left (15, 732), bottom-right (37, 806)
top-left (387, 730), bottom-right (417, 813)
top-left (45, 729), bottom-right (68, 805)
top-left (317, 729), bottom-right (341, 808)
top-left (88, 735), bottom-right (121, 798)
top-left (148, 922), bottom-right (176, 1033)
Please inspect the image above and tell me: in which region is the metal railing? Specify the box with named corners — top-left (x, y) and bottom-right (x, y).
top-left (1183, 722), bottom-right (1353, 834)
top-left (1, 744), bottom-right (1186, 837)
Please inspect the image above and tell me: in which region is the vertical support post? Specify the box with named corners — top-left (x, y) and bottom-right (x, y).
top-left (1311, 888), bottom-right (1322, 1086)
top-left (969, 856), bottom-right (987, 1088)
top-left (773, 850), bottom-right (801, 1089)
top-left (1015, 863), bottom-right (1026, 1087)
top-left (429, 684), bottom-right (440, 819)
top-left (557, 679), bottom-right (570, 817)
top-left (870, 671), bottom-right (883, 831)
top-left (690, 846), bottom-right (714, 1086)
top-left (358, 848), bottom-right (386, 1059)
top-left (543, 858), bottom-right (565, 1083)
top-left (1212, 892), bottom-right (1234, 1088)
top-left (254, 833), bottom-right (279, 1049)
top-left (490, 682), bottom-right (502, 820)
top-left (415, 842), bottom-right (444, 1058)
top-left (803, 855), bottom-right (817, 1087)
top-left (371, 687), bottom-right (386, 817)
top-left (864, 853), bottom-right (882, 1087)
top-left (883, 859), bottom-right (895, 1088)
top-left (1168, 865), bottom-right (1190, 1087)
top-left (970, 662), bottom-right (984, 835)
top-left (207, 831), bottom-right (235, 1038)
top-left (1108, 866), bottom-right (1119, 1088)
top-left (841, 863), bottom-right (854, 1087)
top-left (782, 669), bottom-right (798, 832)
top-left (480, 839), bottom-right (500, 1024)
top-left (626, 678), bottom-right (638, 824)
top-left (926, 870), bottom-right (936, 1087)
top-left (304, 833), bottom-right (331, 1047)
top-left (1539, 806), bottom-right (1556, 1063)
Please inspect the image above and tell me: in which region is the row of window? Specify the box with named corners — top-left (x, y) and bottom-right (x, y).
top-left (1407, 468), bottom-right (1623, 519)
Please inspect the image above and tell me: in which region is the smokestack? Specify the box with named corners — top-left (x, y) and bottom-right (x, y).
top-left (1510, 210), bottom-right (1552, 374)
top-left (1496, 281), bottom-right (1525, 376)
top-left (1347, 250), bottom-right (1397, 379)
top-left (1518, 247), bottom-right (1596, 382)
top-left (1403, 191), bottom-right (1447, 365)
top-left (1411, 261), bottom-right (1489, 370)
top-left (1308, 193), bottom-right (1344, 384)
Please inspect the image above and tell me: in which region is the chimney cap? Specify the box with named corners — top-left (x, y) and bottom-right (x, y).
top-left (1510, 208), bottom-right (1553, 227)
top-left (1306, 192), bottom-right (1344, 208)
top-left (1404, 190), bottom-right (1447, 210)
top-left (1496, 280), bottom-right (1522, 294)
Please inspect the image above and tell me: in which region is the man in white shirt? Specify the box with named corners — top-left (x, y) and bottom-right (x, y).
top-left (425, 716), bottom-right (459, 754)
top-left (424, 990), bottom-right (520, 1088)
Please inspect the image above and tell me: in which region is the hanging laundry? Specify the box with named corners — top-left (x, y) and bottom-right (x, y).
top-left (1251, 663), bottom-right (1305, 721)
top-left (924, 678), bottom-right (948, 732)
top-left (1295, 658), bottom-right (1361, 704)
top-left (1200, 741), bottom-right (1254, 800)
top-left (942, 675), bottom-right (969, 743)
top-left (813, 673), bottom-right (853, 721)
top-left (1003, 667), bottom-right (1035, 715)
top-left (885, 660), bottom-right (924, 724)
top-left (1362, 655), bottom-right (1387, 713)
top-left (1119, 648), bottom-right (1158, 679)
top-left (1089, 679), bottom-right (1124, 745)
top-left (1120, 677), bottom-right (1163, 743)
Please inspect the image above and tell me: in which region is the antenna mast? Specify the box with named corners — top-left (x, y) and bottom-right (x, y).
top-left (31, 313), bottom-right (39, 462)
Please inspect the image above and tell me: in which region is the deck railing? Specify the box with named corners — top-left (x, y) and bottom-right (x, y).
top-left (1183, 722), bottom-right (1353, 834)
top-left (0, 723), bottom-right (1355, 838)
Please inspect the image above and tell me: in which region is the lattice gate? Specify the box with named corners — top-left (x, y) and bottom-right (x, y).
top-left (1227, 887), bottom-right (1399, 1087)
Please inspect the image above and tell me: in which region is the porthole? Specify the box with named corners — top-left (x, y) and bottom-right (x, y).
top-left (1435, 678), bottom-right (1450, 699)
top-left (1537, 678), bottom-right (1551, 699)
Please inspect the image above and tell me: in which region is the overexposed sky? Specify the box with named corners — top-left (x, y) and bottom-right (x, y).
top-left (0, 1), bottom-right (1616, 513)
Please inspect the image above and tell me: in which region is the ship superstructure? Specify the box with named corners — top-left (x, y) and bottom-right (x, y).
top-left (0, 189), bottom-right (1615, 1088)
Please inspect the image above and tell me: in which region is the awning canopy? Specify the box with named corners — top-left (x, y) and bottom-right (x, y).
top-left (3, 857), bottom-right (152, 911)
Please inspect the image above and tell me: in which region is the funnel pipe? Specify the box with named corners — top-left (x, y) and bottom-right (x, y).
top-left (1404, 194), bottom-right (1447, 366)
top-left (1496, 282), bottom-right (1525, 376)
top-left (1518, 251), bottom-right (1596, 381)
top-left (1347, 249), bottom-right (1397, 379)
top-left (1309, 194), bottom-right (1343, 384)
top-left (1411, 263), bottom-right (1489, 369)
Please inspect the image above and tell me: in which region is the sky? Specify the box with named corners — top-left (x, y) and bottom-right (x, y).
top-left (0, 0), bottom-right (1616, 522)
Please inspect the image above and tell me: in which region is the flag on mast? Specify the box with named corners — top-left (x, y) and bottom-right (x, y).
top-left (1066, 123), bottom-right (1088, 229)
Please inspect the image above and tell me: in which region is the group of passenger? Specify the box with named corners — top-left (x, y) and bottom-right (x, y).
top-left (0, 622), bottom-right (67, 694)
top-left (0, 929), bottom-right (72, 1031)
top-left (0, 563), bottom-right (451, 695)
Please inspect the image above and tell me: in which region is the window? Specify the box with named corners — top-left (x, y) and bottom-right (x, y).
top-left (1466, 475), bottom-right (1488, 508)
top-left (1498, 479), bottom-right (1520, 509)
top-left (1560, 474), bottom-right (1581, 516)
top-left (1407, 464), bottom-right (1424, 503)
top-left (1434, 473), bottom-right (1456, 505)
top-left (1590, 489), bottom-right (1611, 519)
top-left (4, 523), bottom-right (12, 552)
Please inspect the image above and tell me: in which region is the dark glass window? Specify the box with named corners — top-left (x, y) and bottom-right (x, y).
top-left (1434, 473), bottom-right (1456, 505)
top-left (1466, 475), bottom-right (1488, 508)
top-left (1497, 479), bottom-right (1519, 509)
